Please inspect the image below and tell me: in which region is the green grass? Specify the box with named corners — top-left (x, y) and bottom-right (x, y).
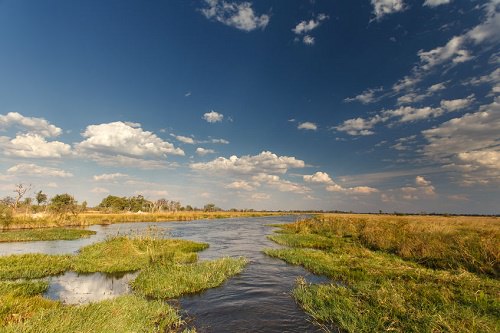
top-left (0, 280), bottom-right (49, 297)
top-left (0, 254), bottom-right (72, 280)
top-left (0, 295), bottom-right (190, 333)
top-left (0, 228), bottom-right (96, 242)
top-left (265, 215), bottom-right (500, 333)
top-left (132, 257), bottom-right (247, 299)
top-left (72, 236), bottom-right (208, 274)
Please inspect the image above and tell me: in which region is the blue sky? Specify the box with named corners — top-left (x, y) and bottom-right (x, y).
top-left (0, 0), bottom-right (498, 213)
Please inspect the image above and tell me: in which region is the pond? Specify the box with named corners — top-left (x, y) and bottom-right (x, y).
top-left (0, 216), bottom-right (328, 332)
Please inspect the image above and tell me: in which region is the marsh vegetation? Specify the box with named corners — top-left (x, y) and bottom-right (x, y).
top-left (265, 214), bottom-right (500, 332)
top-left (0, 233), bottom-right (246, 332)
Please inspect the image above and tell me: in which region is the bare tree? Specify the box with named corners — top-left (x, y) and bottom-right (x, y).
top-left (13, 183), bottom-right (31, 210)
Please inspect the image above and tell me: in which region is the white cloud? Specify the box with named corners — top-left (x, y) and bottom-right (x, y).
top-left (93, 173), bottom-right (129, 181)
top-left (335, 116), bottom-right (385, 136)
top-left (251, 193), bottom-right (270, 200)
top-left (383, 106), bottom-right (445, 122)
top-left (203, 111), bottom-right (224, 123)
top-left (196, 147), bottom-right (215, 156)
top-left (371, 0), bottom-right (406, 21)
top-left (302, 35), bottom-right (315, 45)
top-left (76, 122), bottom-right (184, 162)
top-left (326, 183), bottom-right (379, 195)
top-left (422, 98), bottom-right (500, 184)
top-left (303, 172), bottom-right (334, 184)
top-left (210, 138), bottom-right (230, 144)
top-left (201, 0), bottom-right (269, 32)
top-left (423, 0), bottom-right (451, 7)
top-left (415, 176), bottom-right (431, 186)
top-left (91, 187), bottom-right (109, 194)
top-left (440, 94), bottom-right (475, 111)
top-left (225, 180), bottom-right (256, 191)
top-left (292, 14), bottom-right (328, 35)
top-left (338, 94), bottom-right (475, 135)
top-left (428, 82), bottom-right (447, 92)
top-left (0, 133), bottom-right (71, 158)
top-left (344, 87), bottom-right (383, 104)
top-left (191, 151), bottom-right (305, 175)
top-left (252, 173), bottom-right (310, 194)
top-left (297, 122), bottom-right (317, 131)
top-left (171, 134), bottom-right (195, 144)
top-left (7, 163), bottom-right (73, 178)
top-left (0, 112), bottom-right (62, 137)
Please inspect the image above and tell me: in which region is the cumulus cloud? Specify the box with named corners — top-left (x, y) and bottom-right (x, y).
top-left (200, 0), bottom-right (269, 32)
top-left (203, 111), bottom-right (224, 123)
top-left (191, 151), bottom-right (305, 175)
top-left (440, 94), bottom-right (475, 111)
top-left (171, 134), bottom-right (195, 144)
top-left (423, 0), bottom-right (451, 7)
top-left (76, 122), bottom-right (184, 165)
top-left (334, 116), bottom-right (385, 136)
top-left (297, 122), bottom-right (317, 131)
top-left (0, 133), bottom-right (71, 158)
top-left (7, 163), bottom-right (73, 178)
top-left (252, 173), bottom-right (310, 194)
top-left (371, 0), bottom-right (406, 21)
top-left (422, 98), bottom-right (500, 184)
top-left (303, 172), bottom-right (334, 184)
top-left (196, 147), bottom-right (215, 156)
top-left (0, 112), bottom-right (62, 137)
top-left (225, 180), bottom-right (256, 191)
top-left (93, 173), bottom-right (128, 181)
top-left (326, 183), bottom-right (379, 195)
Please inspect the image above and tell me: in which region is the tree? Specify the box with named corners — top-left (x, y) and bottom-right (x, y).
top-left (36, 191), bottom-right (48, 206)
top-left (204, 203), bottom-right (220, 212)
top-left (49, 194), bottom-right (78, 219)
top-left (13, 183), bottom-right (31, 210)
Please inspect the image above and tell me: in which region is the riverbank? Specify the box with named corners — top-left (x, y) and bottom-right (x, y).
top-left (265, 214), bottom-right (500, 332)
top-left (2, 211), bottom-right (286, 230)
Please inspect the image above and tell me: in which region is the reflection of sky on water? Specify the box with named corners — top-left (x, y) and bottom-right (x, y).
top-left (45, 271), bottom-right (138, 304)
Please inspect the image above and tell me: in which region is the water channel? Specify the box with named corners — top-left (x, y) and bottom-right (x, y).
top-left (0, 216), bottom-right (329, 332)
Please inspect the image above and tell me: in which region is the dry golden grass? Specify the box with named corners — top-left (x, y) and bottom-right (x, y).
top-left (284, 213), bottom-right (499, 276)
top-left (4, 211), bottom-right (284, 230)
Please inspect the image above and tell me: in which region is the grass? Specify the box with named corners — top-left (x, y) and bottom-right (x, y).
top-left (132, 257), bottom-right (247, 298)
top-left (72, 236), bottom-right (208, 274)
top-left (5, 211), bottom-right (284, 230)
top-left (279, 214), bottom-right (499, 276)
top-left (0, 228), bottom-right (96, 242)
top-left (0, 254), bottom-right (72, 280)
top-left (0, 233), bottom-right (246, 332)
top-left (265, 214), bottom-right (500, 333)
top-left (0, 295), bottom-right (191, 333)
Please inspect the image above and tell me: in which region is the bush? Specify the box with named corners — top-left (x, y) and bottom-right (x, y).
top-left (0, 204), bottom-right (13, 228)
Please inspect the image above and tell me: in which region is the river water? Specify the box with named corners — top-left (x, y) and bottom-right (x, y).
top-left (0, 216), bottom-right (328, 332)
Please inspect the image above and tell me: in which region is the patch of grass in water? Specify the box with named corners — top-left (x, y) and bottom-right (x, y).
top-left (132, 257), bottom-right (247, 299)
top-left (0, 295), bottom-right (190, 333)
top-left (0, 228), bottom-right (96, 242)
top-left (72, 236), bottom-right (208, 274)
top-left (0, 254), bottom-right (72, 280)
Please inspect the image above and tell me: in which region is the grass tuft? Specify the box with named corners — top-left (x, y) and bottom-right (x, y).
top-left (132, 257), bottom-right (247, 299)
